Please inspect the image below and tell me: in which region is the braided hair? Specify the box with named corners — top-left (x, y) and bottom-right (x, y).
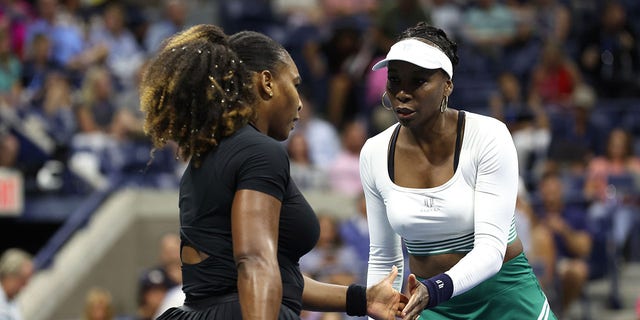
top-left (229, 30), bottom-right (289, 77)
top-left (140, 24), bottom-right (255, 167)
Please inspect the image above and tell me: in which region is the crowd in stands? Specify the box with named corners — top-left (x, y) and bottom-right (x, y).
top-left (0, 0), bottom-right (639, 319)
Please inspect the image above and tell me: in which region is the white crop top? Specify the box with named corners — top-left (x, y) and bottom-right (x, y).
top-left (360, 111), bottom-right (519, 297)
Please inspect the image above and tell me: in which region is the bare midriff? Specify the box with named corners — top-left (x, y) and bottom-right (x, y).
top-left (409, 237), bottom-right (524, 279)
top-left (181, 245), bottom-right (210, 265)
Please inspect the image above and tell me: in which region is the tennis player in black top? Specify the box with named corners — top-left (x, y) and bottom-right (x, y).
top-left (140, 24), bottom-right (406, 320)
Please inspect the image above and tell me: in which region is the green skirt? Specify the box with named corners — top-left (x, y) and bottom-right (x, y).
top-left (419, 253), bottom-right (556, 320)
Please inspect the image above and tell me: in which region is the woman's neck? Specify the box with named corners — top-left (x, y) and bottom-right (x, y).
top-left (406, 109), bottom-right (453, 145)
top-left (249, 119), bottom-right (267, 135)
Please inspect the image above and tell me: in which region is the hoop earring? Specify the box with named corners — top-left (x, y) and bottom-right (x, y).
top-left (440, 96), bottom-right (448, 113)
top-left (381, 91), bottom-right (392, 110)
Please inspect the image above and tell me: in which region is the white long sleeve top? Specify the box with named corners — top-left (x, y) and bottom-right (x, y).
top-left (359, 111), bottom-right (519, 297)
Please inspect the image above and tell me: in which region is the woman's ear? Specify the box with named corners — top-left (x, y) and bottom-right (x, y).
top-left (259, 70), bottom-right (274, 99)
top-left (445, 80), bottom-right (454, 96)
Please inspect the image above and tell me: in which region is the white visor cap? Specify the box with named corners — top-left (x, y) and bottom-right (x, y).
top-left (371, 39), bottom-right (453, 79)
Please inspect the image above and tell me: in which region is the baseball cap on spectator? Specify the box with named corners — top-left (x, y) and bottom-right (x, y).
top-left (137, 268), bottom-right (171, 304)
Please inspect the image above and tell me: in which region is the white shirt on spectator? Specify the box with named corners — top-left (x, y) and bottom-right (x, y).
top-left (0, 285), bottom-right (22, 320)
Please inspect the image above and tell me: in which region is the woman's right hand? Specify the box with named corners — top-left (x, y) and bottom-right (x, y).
top-left (401, 274), bottom-right (429, 320)
top-left (366, 266), bottom-right (409, 320)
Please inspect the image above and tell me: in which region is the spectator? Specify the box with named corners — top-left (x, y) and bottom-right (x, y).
top-left (584, 128), bottom-right (640, 253)
top-left (217, 0), bottom-right (280, 38)
top-left (323, 0), bottom-right (377, 125)
top-left (577, 0), bottom-right (640, 98)
top-left (489, 71), bottom-right (537, 126)
top-left (272, 0), bottom-right (324, 29)
top-left (0, 127), bottom-right (19, 167)
top-left (322, 23), bottom-right (367, 127)
top-left (373, 0), bottom-right (431, 55)
top-left (153, 285), bottom-right (184, 320)
top-left (67, 66), bottom-right (119, 189)
top-left (0, 27), bottom-right (21, 106)
top-left (293, 94), bottom-right (341, 170)
top-left (459, 0), bottom-right (516, 64)
top-left (489, 71), bottom-right (550, 186)
top-left (338, 192), bottom-right (369, 284)
top-left (327, 119), bottom-right (367, 197)
top-left (300, 213), bottom-right (360, 286)
top-left (300, 211), bottom-right (378, 320)
top-left (502, 0), bottom-right (541, 81)
top-left (20, 33), bottom-right (62, 98)
top-left (74, 65), bottom-right (117, 135)
top-left (155, 232), bottom-right (181, 287)
top-left (0, 248), bottom-right (33, 320)
top-left (321, 0), bottom-right (376, 28)
top-left (425, 0), bottom-right (461, 41)
top-left (287, 132), bottom-right (329, 191)
top-left (71, 63), bottom-right (147, 175)
top-left (0, 0), bottom-right (35, 60)
top-left (533, 171), bottom-right (592, 315)
top-left (504, 0), bottom-right (536, 42)
top-left (546, 83), bottom-right (604, 175)
top-left (273, 0), bottom-right (329, 109)
top-left (26, 0), bottom-right (84, 69)
top-left (114, 57), bottom-right (147, 119)
top-left (148, 233), bottom-right (184, 318)
top-left (143, 0), bottom-right (188, 55)
top-left (130, 268), bottom-right (171, 320)
top-left (81, 286), bottom-right (114, 320)
top-left (27, 71), bottom-right (76, 149)
top-left (85, 2), bottom-right (146, 90)
top-left (531, 0), bottom-right (572, 45)
top-left (139, 232), bottom-right (181, 293)
top-left (527, 40), bottom-right (582, 111)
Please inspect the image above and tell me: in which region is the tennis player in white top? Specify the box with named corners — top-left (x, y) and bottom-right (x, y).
top-left (360, 22), bottom-right (556, 320)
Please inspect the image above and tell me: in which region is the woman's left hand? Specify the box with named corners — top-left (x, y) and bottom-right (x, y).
top-left (366, 266), bottom-right (409, 320)
top-left (401, 274), bottom-right (429, 320)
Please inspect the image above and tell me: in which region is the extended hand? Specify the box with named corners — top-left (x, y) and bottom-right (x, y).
top-left (401, 274), bottom-right (429, 320)
top-left (366, 266), bottom-right (409, 320)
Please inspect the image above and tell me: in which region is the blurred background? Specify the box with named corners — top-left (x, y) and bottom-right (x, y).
top-left (0, 0), bottom-right (638, 319)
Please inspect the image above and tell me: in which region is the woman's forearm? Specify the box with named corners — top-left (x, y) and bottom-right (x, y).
top-left (302, 275), bottom-right (347, 312)
top-left (237, 256), bottom-right (283, 319)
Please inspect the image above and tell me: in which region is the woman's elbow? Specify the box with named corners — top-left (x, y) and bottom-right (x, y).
top-left (235, 253), bottom-right (280, 277)
top-left (486, 245), bottom-right (506, 275)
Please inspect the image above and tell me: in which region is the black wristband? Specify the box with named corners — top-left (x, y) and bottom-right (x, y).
top-left (346, 284), bottom-right (367, 316)
top-left (420, 273), bottom-right (453, 309)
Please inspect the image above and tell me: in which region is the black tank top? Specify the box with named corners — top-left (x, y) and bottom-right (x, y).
top-left (388, 111), bottom-right (466, 181)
